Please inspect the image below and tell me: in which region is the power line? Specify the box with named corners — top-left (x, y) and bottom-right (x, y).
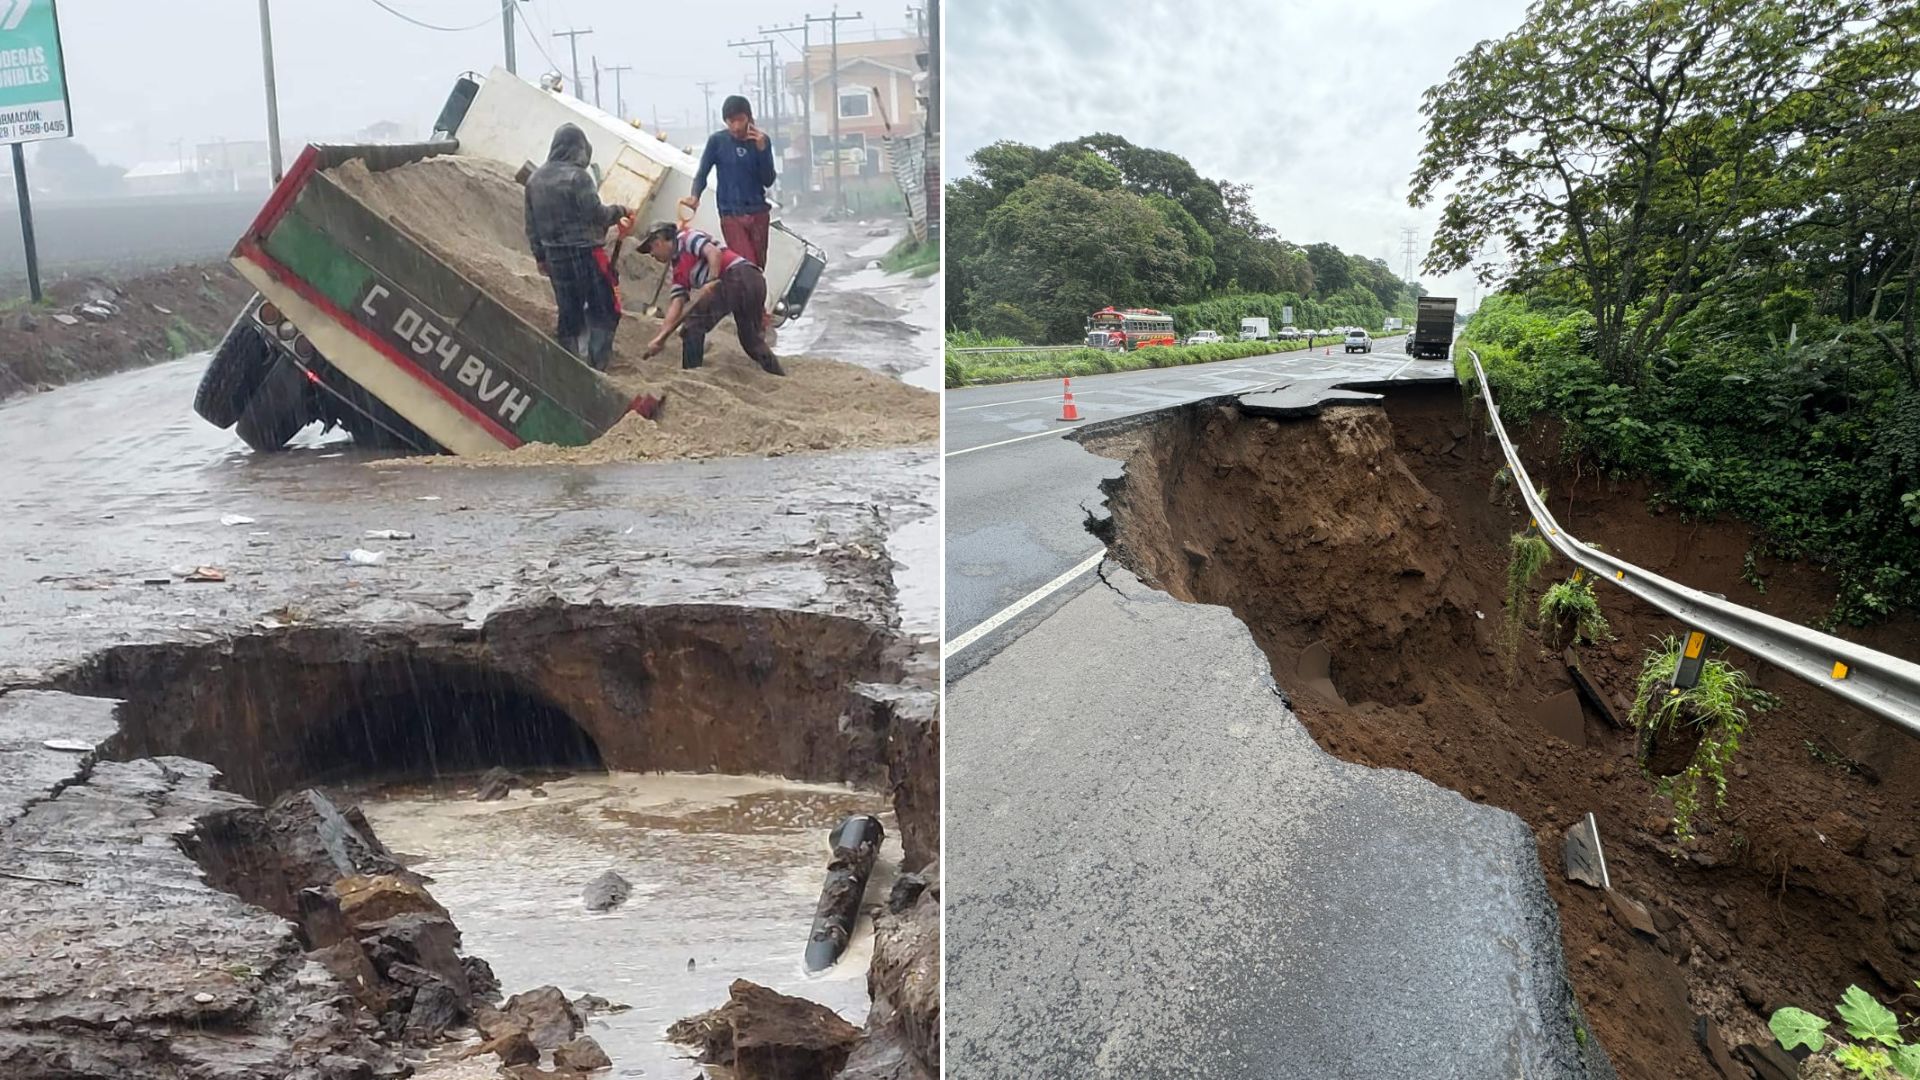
top-left (364, 0), bottom-right (501, 32)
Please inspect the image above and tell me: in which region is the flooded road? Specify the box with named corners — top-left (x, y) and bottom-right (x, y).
top-left (359, 773), bottom-right (899, 1078)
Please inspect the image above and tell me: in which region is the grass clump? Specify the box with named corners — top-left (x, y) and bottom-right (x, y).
top-left (1502, 532), bottom-right (1554, 671)
top-left (1538, 577), bottom-right (1611, 646)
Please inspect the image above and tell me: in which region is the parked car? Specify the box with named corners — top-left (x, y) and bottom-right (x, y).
top-left (1344, 329), bottom-right (1373, 354)
top-left (1187, 330), bottom-right (1224, 345)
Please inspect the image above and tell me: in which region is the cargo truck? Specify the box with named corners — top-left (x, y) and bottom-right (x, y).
top-left (194, 68), bottom-right (829, 454)
top-left (1406, 296), bottom-right (1457, 360)
top-left (1239, 317), bottom-right (1270, 341)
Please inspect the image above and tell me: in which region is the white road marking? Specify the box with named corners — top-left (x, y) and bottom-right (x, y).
top-left (952, 392), bottom-right (1088, 411)
top-left (944, 428), bottom-right (1067, 457)
top-left (943, 549), bottom-right (1107, 658)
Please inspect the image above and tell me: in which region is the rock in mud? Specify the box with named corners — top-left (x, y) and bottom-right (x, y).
top-left (502, 985), bottom-right (584, 1049)
top-left (470, 1029), bottom-right (540, 1066)
top-left (475, 766), bottom-right (521, 802)
top-left (333, 873), bottom-right (450, 928)
top-left (887, 870), bottom-right (930, 913)
top-left (360, 912), bottom-right (470, 996)
top-left (463, 955), bottom-right (502, 1002)
top-left (573, 994), bottom-right (631, 1015)
top-left (553, 1035), bottom-right (613, 1071)
top-left (581, 868), bottom-right (632, 911)
top-left (402, 976), bottom-right (466, 1044)
top-left (667, 979), bottom-right (864, 1079)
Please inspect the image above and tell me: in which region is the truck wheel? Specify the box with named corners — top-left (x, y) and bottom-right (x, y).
top-left (234, 359), bottom-right (311, 452)
top-left (193, 317), bottom-right (274, 429)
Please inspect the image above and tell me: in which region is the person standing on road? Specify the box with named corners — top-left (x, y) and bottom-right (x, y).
top-left (637, 222), bottom-right (785, 377)
top-left (680, 95), bottom-right (776, 269)
top-left (524, 123), bottom-right (629, 371)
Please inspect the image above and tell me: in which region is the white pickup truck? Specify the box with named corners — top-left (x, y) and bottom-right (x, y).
top-left (1187, 330), bottom-right (1224, 345)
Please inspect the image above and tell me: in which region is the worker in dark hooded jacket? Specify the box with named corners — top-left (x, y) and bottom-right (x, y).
top-left (523, 123), bottom-right (628, 371)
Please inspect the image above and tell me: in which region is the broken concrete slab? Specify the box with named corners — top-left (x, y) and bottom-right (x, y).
top-left (0, 757), bottom-right (408, 1078)
top-left (0, 690), bottom-right (119, 830)
top-left (945, 570), bottom-right (1613, 1078)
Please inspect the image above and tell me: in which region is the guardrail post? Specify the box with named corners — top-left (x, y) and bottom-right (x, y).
top-left (1671, 629), bottom-right (1713, 693)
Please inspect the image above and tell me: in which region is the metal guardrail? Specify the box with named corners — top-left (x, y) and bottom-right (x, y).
top-left (1466, 347), bottom-right (1920, 735)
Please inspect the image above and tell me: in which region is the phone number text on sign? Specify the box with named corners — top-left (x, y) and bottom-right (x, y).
top-left (357, 283), bottom-right (532, 425)
top-left (0, 117), bottom-right (62, 140)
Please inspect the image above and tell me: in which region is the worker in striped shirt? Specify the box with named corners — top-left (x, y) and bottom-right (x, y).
top-left (637, 223), bottom-right (785, 376)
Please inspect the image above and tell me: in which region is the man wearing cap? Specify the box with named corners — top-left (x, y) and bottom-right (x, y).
top-left (679, 95), bottom-right (776, 269)
top-left (638, 222), bottom-right (785, 377)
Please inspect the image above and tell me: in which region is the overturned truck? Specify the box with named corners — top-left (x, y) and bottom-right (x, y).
top-left (194, 68), bottom-right (828, 454)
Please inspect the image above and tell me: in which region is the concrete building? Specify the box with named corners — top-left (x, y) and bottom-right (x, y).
top-left (784, 33), bottom-right (929, 200)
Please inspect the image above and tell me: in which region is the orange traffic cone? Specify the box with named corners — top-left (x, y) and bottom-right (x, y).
top-left (1057, 377), bottom-right (1081, 422)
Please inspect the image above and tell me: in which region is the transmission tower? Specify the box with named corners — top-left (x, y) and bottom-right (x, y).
top-left (1400, 227), bottom-right (1421, 283)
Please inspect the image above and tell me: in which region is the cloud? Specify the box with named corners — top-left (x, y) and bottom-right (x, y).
top-left (946, 0), bottom-right (1532, 309)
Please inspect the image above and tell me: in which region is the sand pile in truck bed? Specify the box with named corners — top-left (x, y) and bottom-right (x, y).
top-left (325, 156), bottom-right (935, 464)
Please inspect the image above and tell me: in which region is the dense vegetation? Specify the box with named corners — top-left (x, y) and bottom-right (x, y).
top-left (944, 334), bottom-right (1365, 387)
top-left (1423, 0), bottom-right (1920, 622)
top-left (945, 134), bottom-right (1420, 343)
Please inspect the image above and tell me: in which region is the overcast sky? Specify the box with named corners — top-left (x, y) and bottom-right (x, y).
top-left (49, 0), bottom-right (917, 164)
top-left (946, 0), bottom-right (1532, 312)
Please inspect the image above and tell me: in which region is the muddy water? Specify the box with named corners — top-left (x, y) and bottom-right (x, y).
top-left (358, 773), bottom-right (898, 1078)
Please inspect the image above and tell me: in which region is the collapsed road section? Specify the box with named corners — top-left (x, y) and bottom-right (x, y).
top-left (1045, 379), bottom-right (1920, 1079)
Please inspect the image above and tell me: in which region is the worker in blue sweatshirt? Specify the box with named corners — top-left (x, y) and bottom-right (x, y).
top-left (680, 95), bottom-right (777, 268)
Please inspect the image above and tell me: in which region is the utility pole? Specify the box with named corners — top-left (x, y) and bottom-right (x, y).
top-left (696, 80), bottom-right (717, 132)
top-left (927, 0), bottom-right (939, 138)
top-left (591, 55), bottom-right (602, 108)
top-left (604, 64), bottom-right (633, 120)
top-left (552, 27), bottom-right (592, 99)
top-left (764, 20), bottom-right (814, 205)
top-left (807, 9), bottom-right (862, 212)
top-left (1400, 226), bottom-right (1420, 283)
top-left (257, 0), bottom-right (283, 182)
top-left (501, 0), bottom-right (517, 74)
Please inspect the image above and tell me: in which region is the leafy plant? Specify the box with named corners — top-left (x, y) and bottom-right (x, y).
top-left (1629, 637), bottom-right (1774, 839)
top-left (1503, 532), bottom-right (1553, 670)
top-left (1538, 577), bottom-right (1612, 645)
top-left (1771, 984), bottom-right (1920, 1078)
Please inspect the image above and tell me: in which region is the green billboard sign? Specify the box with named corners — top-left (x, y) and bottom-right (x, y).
top-left (0, 0), bottom-right (68, 145)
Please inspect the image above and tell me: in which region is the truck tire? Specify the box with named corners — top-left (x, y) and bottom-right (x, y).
top-left (193, 317), bottom-right (274, 429)
top-left (234, 358), bottom-right (311, 452)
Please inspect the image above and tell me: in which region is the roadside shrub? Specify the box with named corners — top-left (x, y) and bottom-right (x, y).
top-left (1630, 637), bottom-right (1774, 839)
top-left (945, 357), bottom-right (966, 388)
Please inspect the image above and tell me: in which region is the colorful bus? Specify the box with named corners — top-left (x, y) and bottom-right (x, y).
top-left (1085, 307), bottom-right (1177, 351)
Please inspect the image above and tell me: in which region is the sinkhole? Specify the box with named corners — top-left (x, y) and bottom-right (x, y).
top-left (1079, 381), bottom-right (1920, 1080)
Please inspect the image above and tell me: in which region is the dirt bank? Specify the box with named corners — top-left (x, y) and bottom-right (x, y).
top-left (327, 157), bottom-right (936, 464)
top-left (1085, 384), bottom-right (1920, 1080)
top-left (0, 262), bottom-right (253, 402)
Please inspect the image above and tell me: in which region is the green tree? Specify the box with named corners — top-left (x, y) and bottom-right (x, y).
top-left (1411, 0), bottom-right (1905, 384)
top-left (962, 174), bottom-right (1198, 343)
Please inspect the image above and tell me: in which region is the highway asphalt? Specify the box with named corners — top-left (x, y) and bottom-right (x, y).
top-left (944, 568), bottom-right (1613, 1079)
top-left (943, 336), bottom-right (1451, 677)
